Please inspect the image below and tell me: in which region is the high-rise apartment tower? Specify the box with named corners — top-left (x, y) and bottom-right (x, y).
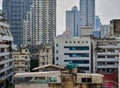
top-left (23, 0), bottom-right (56, 44)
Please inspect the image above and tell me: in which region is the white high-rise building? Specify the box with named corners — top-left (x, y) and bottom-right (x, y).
top-left (23, 0), bottom-right (56, 44)
top-left (80, 0), bottom-right (95, 29)
top-left (0, 11), bottom-right (14, 88)
top-left (66, 6), bottom-right (81, 37)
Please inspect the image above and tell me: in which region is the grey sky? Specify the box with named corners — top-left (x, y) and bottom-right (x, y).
top-left (0, 0), bottom-right (120, 35)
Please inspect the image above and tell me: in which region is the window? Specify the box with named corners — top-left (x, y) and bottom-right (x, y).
top-left (46, 49), bottom-right (49, 52)
top-left (64, 46), bottom-right (89, 50)
top-left (64, 53), bottom-right (89, 57)
top-left (82, 78), bottom-right (92, 83)
top-left (78, 67), bottom-right (89, 70)
top-left (50, 77), bottom-right (57, 82)
top-left (107, 56), bottom-right (115, 58)
top-left (97, 56), bottom-right (105, 58)
top-left (86, 41), bottom-right (88, 43)
top-left (56, 43), bottom-right (58, 47)
top-left (64, 60), bottom-right (89, 64)
top-left (82, 41), bottom-right (84, 43)
top-left (25, 63), bottom-right (27, 65)
top-left (56, 57), bottom-right (58, 60)
top-left (56, 50), bottom-right (58, 54)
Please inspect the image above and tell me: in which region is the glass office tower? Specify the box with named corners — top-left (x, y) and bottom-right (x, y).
top-left (2, 0), bottom-right (32, 45)
top-left (80, 0), bottom-right (95, 29)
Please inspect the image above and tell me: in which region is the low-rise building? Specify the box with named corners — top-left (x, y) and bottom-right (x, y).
top-left (38, 45), bottom-right (53, 66)
top-left (13, 47), bottom-right (30, 73)
top-left (14, 71), bottom-right (103, 88)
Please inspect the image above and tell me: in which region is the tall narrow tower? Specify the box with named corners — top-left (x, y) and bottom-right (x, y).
top-left (80, 0), bottom-right (95, 29)
top-left (66, 6), bottom-right (81, 37)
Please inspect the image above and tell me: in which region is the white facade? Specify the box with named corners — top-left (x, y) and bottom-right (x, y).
top-left (100, 25), bottom-right (110, 38)
top-left (95, 39), bottom-right (119, 73)
top-left (0, 12), bottom-right (14, 87)
top-left (23, 0), bottom-right (56, 44)
top-left (54, 37), bottom-right (92, 73)
top-left (66, 6), bottom-right (81, 37)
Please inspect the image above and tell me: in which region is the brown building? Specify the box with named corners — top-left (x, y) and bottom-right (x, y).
top-left (110, 19), bottom-right (120, 37)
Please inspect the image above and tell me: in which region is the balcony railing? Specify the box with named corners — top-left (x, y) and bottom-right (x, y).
top-left (0, 65), bottom-right (13, 73)
top-left (0, 58), bottom-right (13, 65)
top-left (0, 52), bottom-right (10, 57)
top-left (0, 71), bottom-right (14, 80)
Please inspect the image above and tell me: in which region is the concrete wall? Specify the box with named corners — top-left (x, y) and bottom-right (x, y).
top-left (15, 84), bottom-right (49, 88)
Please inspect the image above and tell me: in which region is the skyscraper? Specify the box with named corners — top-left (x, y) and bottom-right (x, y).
top-left (80, 0), bottom-right (95, 29)
top-left (66, 6), bottom-right (81, 37)
top-left (95, 16), bottom-right (101, 30)
top-left (2, 0), bottom-right (32, 45)
top-left (23, 0), bottom-right (56, 44)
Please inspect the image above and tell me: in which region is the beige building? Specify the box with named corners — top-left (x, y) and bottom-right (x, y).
top-left (13, 47), bottom-right (30, 73)
top-left (14, 71), bottom-right (103, 88)
top-left (81, 26), bottom-right (93, 36)
top-left (38, 45), bottom-right (53, 66)
top-left (110, 19), bottom-right (120, 37)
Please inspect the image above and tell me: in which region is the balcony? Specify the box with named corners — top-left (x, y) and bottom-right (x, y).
top-left (1, 36), bottom-right (13, 41)
top-left (0, 65), bottom-right (14, 74)
top-left (97, 52), bottom-right (118, 55)
top-left (98, 45), bottom-right (120, 49)
top-left (0, 44), bottom-right (9, 48)
top-left (0, 71), bottom-right (14, 80)
top-left (14, 65), bottom-right (29, 68)
top-left (64, 49), bottom-right (90, 53)
top-left (0, 52), bottom-right (10, 57)
top-left (0, 21), bottom-right (9, 27)
top-left (97, 58), bottom-right (118, 62)
top-left (97, 65), bottom-right (118, 68)
top-left (0, 58), bottom-right (13, 65)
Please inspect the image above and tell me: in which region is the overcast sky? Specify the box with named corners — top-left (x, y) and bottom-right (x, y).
top-left (0, 0), bottom-right (120, 35)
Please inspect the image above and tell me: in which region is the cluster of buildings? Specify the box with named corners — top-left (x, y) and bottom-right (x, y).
top-left (14, 64), bottom-right (104, 88)
top-left (0, 0), bottom-right (120, 88)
